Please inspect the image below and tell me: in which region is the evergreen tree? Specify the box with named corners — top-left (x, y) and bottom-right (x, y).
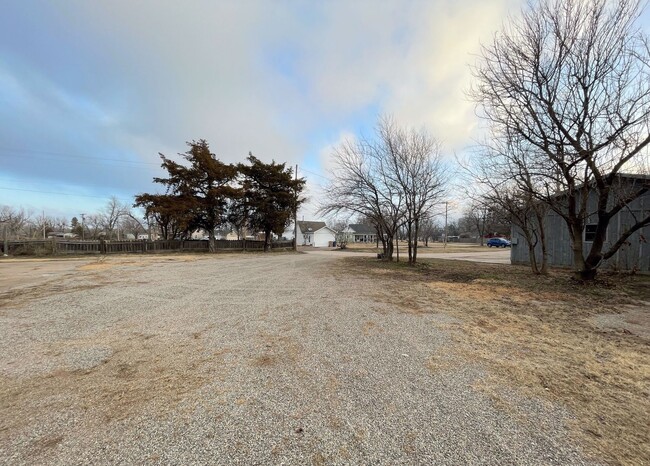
top-left (238, 154), bottom-right (305, 252)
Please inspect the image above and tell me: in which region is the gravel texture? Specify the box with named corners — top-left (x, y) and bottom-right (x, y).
top-left (0, 252), bottom-right (598, 465)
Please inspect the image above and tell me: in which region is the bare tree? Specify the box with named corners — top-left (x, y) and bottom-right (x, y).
top-left (0, 206), bottom-right (30, 238)
top-left (459, 149), bottom-right (551, 274)
top-left (119, 214), bottom-right (147, 238)
top-left (462, 201), bottom-right (490, 246)
top-left (85, 214), bottom-right (104, 239)
top-left (380, 117), bottom-right (447, 264)
top-left (101, 196), bottom-right (128, 239)
top-left (472, 0), bottom-right (650, 279)
top-left (418, 218), bottom-right (440, 246)
top-left (319, 123), bottom-right (404, 260)
top-left (320, 117), bottom-right (447, 262)
top-left (29, 212), bottom-right (54, 238)
top-left (54, 217), bottom-right (68, 233)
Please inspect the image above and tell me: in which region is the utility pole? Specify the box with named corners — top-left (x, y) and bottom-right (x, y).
top-left (42, 210), bottom-right (46, 239)
top-left (3, 224), bottom-right (8, 257)
top-left (443, 201), bottom-right (448, 249)
top-left (80, 213), bottom-right (86, 240)
top-left (293, 164), bottom-right (298, 251)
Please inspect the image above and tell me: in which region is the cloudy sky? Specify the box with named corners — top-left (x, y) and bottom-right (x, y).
top-left (2, 1), bottom-right (647, 221)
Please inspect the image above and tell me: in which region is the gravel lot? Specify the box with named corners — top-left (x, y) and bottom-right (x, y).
top-left (0, 253), bottom-right (596, 465)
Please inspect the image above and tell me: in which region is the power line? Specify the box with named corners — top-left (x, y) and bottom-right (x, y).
top-left (299, 167), bottom-right (330, 181)
top-left (0, 148), bottom-right (162, 167)
top-left (0, 148), bottom-right (332, 182)
top-left (0, 186), bottom-right (133, 202)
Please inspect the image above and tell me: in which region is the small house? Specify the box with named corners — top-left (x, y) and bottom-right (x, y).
top-left (292, 221), bottom-right (337, 247)
top-left (341, 224), bottom-right (378, 243)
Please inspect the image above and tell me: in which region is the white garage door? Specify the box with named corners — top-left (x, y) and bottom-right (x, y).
top-left (314, 231), bottom-right (333, 247)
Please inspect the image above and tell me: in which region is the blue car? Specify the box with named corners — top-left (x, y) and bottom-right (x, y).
top-left (487, 237), bottom-right (511, 248)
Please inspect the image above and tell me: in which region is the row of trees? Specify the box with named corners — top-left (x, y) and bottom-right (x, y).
top-left (0, 197), bottom-right (143, 240)
top-left (466, 0), bottom-right (650, 280)
top-left (135, 140), bottom-right (305, 252)
top-left (320, 117), bottom-right (448, 264)
top-left (458, 202), bottom-right (510, 245)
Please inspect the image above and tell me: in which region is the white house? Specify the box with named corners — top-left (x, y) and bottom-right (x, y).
top-left (341, 223), bottom-right (378, 243)
top-left (137, 233), bottom-right (159, 240)
top-left (285, 221), bottom-right (337, 247)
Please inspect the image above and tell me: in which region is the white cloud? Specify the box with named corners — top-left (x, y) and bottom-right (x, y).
top-left (2, 0), bottom-right (525, 218)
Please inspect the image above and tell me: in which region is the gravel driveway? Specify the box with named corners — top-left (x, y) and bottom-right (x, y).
top-left (305, 248), bottom-right (512, 264)
top-left (0, 253), bottom-right (595, 465)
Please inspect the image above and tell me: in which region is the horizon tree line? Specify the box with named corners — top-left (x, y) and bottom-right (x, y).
top-left (0, 197), bottom-right (144, 241)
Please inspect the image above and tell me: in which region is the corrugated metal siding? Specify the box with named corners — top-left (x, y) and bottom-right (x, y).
top-left (511, 190), bottom-right (649, 271)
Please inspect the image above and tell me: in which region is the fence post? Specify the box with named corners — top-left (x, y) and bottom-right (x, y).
top-left (51, 237), bottom-right (57, 256)
top-left (100, 238), bottom-right (106, 255)
top-left (3, 225), bottom-right (7, 256)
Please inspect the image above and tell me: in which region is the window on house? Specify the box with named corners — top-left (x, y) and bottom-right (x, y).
top-left (584, 224), bottom-right (598, 242)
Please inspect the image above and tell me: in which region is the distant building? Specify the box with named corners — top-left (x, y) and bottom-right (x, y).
top-left (286, 221), bottom-right (337, 247)
top-left (137, 233), bottom-right (158, 240)
top-left (47, 232), bottom-right (77, 239)
top-left (341, 224), bottom-right (378, 243)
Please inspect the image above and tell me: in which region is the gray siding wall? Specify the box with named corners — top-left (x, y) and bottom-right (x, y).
top-left (511, 190), bottom-right (649, 272)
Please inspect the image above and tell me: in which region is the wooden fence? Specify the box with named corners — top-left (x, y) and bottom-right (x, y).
top-left (0, 238), bottom-right (295, 256)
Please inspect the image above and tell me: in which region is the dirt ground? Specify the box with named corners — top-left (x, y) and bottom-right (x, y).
top-left (1, 253), bottom-right (647, 464)
top-left (0, 254), bottom-right (211, 291)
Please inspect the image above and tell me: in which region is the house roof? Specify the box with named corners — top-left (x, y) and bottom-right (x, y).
top-left (297, 221), bottom-right (327, 233)
top-left (348, 223), bottom-right (377, 235)
top-left (618, 173), bottom-right (650, 180)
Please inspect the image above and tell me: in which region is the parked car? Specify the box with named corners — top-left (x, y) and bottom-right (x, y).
top-left (487, 237), bottom-right (511, 248)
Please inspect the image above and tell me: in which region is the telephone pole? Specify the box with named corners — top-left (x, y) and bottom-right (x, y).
top-left (293, 164), bottom-right (298, 251)
top-left (81, 213), bottom-right (86, 240)
top-left (3, 224), bottom-right (8, 257)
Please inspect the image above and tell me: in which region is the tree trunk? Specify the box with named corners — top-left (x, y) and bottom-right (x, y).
top-left (384, 236), bottom-right (394, 260)
top-left (264, 230), bottom-right (271, 252)
top-left (208, 231), bottom-right (216, 253)
top-left (583, 212), bottom-right (610, 275)
top-left (407, 219), bottom-right (413, 264)
top-left (380, 235), bottom-right (387, 256)
top-left (569, 225), bottom-right (592, 280)
top-left (395, 235), bottom-right (399, 262)
top-left (412, 218), bottom-right (420, 264)
top-left (524, 232), bottom-right (539, 274)
top-left (536, 211), bottom-right (549, 275)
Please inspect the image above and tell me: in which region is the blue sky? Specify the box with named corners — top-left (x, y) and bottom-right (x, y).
top-left (1, 1), bottom-right (649, 220)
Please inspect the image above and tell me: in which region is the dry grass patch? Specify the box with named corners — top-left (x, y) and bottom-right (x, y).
top-left (344, 257), bottom-right (650, 466)
top-left (0, 331), bottom-right (227, 447)
top-left (251, 333), bottom-right (304, 368)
